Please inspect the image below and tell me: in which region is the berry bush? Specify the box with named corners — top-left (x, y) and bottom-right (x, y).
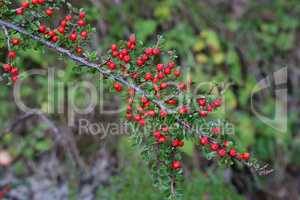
top-left (0, 1), bottom-right (272, 199)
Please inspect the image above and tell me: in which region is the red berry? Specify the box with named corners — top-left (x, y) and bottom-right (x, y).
top-left (229, 148), bottom-right (236, 157)
top-left (76, 47), bottom-right (83, 54)
top-left (174, 70), bottom-right (181, 77)
top-left (161, 126), bottom-right (169, 132)
top-left (3, 64), bottom-right (12, 72)
top-left (134, 114), bottom-right (141, 121)
top-left (69, 33), bottom-right (77, 41)
top-left (121, 49), bottom-right (128, 56)
top-left (11, 38), bottom-right (21, 46)
top-left (11, 76), bottom-right (18, 83)
top-left (39, 25), bottom-right (47, 33)
top-left (153, 85), bottom-right (160, 92)
top-left (136, 59), bottom-right (144, 67)
top-left (11, 67), bottom-right (19, 76)
top-left (199, 111), bottom-right (207, 117)
top-left (241, 153), bottom-right (250, 161)
top-left (152, 77), bottom-right (159, 84)
top-left (157, 72), bottom-right (164, 79)
top-left (77, 20), bottom-right (86, 27)
top-left (65, 15), bottom-right (72, 21)
top-left (108, 61), bottom-right (116, 70)
top-left (147, 110), bottom-right (156, 117)
top-left (16, 8), bottom-right (24, 15)
top-left (172, 140), bottom-right (183, 148)
top-left (178, 82), bottom-right (186, 90)
top-left (126, 112), bottom-right (132, 120)
top-left (127, 105), bottom-right (132, 111)
top-left (145, 73), bottom-right (152, 81)
top-left (45, 8), bottom-right (53, 16)
top-left (197, 98), bottom-right (206, 107)
top-left (141, 96), bottom-right (148, 104)
top-left (8, 51), bottom-right (17, 59)
top-left (218, 148), bottom-right (227, 157)
top-left (114, 82), bottom-right (122, 92)
top-left (160, 82), bottom-right (167, 89)
top-left (48, 30), bottom-right (56, 37)
top-left (210, 143), bottom-right (219, 151)
top-left (213, 99), bottom-right (222, 107)
top-left (112, 51), bottom-right (119, 57)
top-left (158, 135), bottom-right (166, 143)
top-left (129, 35), bottom-right (136, 43)
top-left (38, 0), bottom-right (45, 4)
top-left (160, 110), bottom-right (167, 118)
top-left (172, 160), bottom-right (181, 170)
top-left (139, 119), bottom-right (146, 126)
top-left (207, 105), bottom-right (213, 112)
top-left (51, 36), bottom-right (59, 42)
top-left (79, 12), bottom-right (86, 19)
top-left (166, 99), bottom-right (177, 105)
top-left (199, 136), bottom-right (209, 145)
top-left (153, 48), bottom-right (160, 55)
top-left (144, 101), bottom-right (151, 108)
top-left (21, 2), bottom-right (30, 8)
top-left (179, 106), bottom-right (188, 114)
top-left (157, 64), bottom-right (164, 71)
top-left (168, 62), bottom-right (176, 68)
top-left (124, 55), bottom-right (131, 63)
top-left (145, 48), bottom-right (153, 56)
top-left (57, 27), bottom-right (65, 34)
top-left (141, 54), bottom-right (149, 62)
top-left (128, 43), bottom-right (135, 50)
top-left (224, 140), bottom-right (230, 147)
top-left (32, 0), bottom-right (38, 4)
top-left (172, 140), bottom-right (180, 147)
top-left (60, 20), bottom-right (67, 27)
top-left (111, 44), bottom-right (118, 51)
top-left (153, 131), bottom-right (161, 139)
top-left (212, 127), bottom-right (221, 134)
top-left (164, 67), bottom-right (171, 75)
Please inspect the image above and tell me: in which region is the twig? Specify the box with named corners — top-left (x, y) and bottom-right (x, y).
top-left (1, 25), bottom-right (11, 50)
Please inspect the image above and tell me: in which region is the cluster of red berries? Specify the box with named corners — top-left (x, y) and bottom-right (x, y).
top-left (197, 98), bottom-right (222, 117)
top-left (38, 12), bottom-right (88, 49)
top-left (2, 63), bottom-right (19, 83)
top-left (16, 1), bottom-right (89, 54)
top-left (2, 38), bottom-right (22, 83)
top-left (199, 136), bottom-right (250, 161)
top-left (16, 0), bottom-right (51, 15)
top-left (153, 128), bottom-right (184, 170)
top-left (136, 47), bottom-right (160, 67)
top-left (108, 36), bottom-right (137, 71)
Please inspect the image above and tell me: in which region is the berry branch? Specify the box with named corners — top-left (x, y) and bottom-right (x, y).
top-left (0, 1), bottom-right (273, 199)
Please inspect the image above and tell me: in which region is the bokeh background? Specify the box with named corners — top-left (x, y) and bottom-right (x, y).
top-left (0, 0), bottom-right (300, 199)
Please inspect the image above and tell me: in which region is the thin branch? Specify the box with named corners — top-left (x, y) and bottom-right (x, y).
top-left (1, 25), bottom-right (11, 50)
